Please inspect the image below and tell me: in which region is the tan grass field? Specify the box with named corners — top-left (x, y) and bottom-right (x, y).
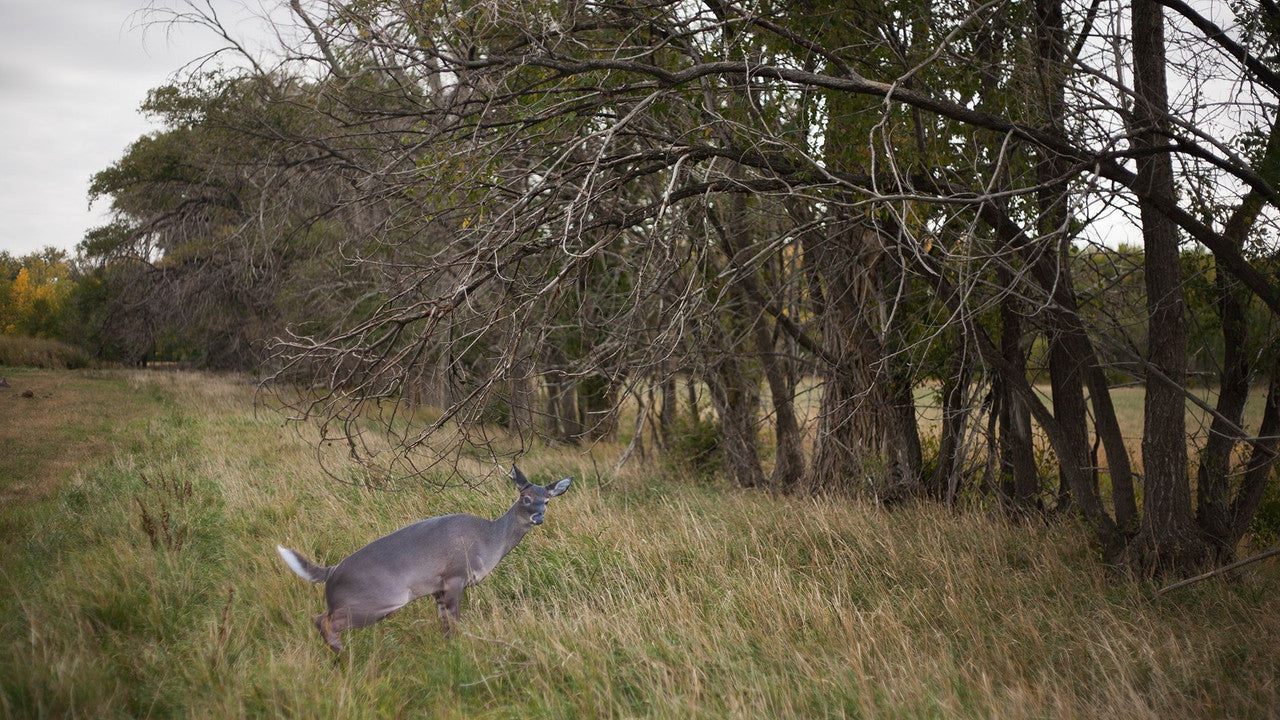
top-left (2, 367), bottom-right (1279, 718)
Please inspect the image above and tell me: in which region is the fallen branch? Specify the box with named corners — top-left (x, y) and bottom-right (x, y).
top-left (1155, 544), bottom-right (1280, 597)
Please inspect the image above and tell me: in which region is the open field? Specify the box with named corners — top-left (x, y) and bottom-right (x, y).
top-left (2, 368), bottom-right (1279, 718)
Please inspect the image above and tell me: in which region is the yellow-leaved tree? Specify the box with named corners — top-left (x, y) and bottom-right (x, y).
top-left (1, 250), bottom-right (73, 337)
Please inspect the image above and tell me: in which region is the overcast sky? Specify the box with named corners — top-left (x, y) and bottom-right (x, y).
top-left (0, 0), bottom-right (262, 258)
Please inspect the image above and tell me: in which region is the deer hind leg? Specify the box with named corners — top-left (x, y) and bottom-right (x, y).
top-left (317, 595), bottom-right (406, 651)
top-left (314, 612), bottom-right (346, 653)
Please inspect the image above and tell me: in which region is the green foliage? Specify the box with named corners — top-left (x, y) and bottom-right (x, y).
top-left (1251, 480), bottom-right (1280, 548)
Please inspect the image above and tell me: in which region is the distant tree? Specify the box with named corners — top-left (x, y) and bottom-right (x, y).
top-left (83, 73), bottom-right (377, 369)
top-left (0, 248), bottom-right (74, 338)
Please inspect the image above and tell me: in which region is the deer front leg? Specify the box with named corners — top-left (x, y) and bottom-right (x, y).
top-left (434, 577), bottom-right (465, 636)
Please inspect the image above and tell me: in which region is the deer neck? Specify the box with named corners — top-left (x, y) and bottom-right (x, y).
top-left (492, 504), bottom-right (533, 557)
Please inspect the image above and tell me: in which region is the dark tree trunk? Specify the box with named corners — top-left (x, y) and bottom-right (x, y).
top-left (809, 360), bottom-right (875, 494)
top-left (976, 14), bottom-right (1039, 511)
top-left (709, 186), bottom-right (805, 492)
top-left (1029, 0), bottom-right (1137, 528)
top-left (807, 221), bottom-right (921, 498)
top-left (807, 223), bottom-right (883, 495)
top-left (976, 203), bottom-right (1137, 524)
top-left (931, 337), bottom-right (973, 503)
top-left (659, 371), bottom-right (678, 448)
top-left (1197, 121), bottom-right (1280, 560)
top-left (996, 276), bottom-right (1040, 509)
top-left (1196, 262), bottom-right (1252, 555)
top-left (577, 374), bottom-right (617, 441)
top-left (1128, 0), bottom-right (1209, 573)
top-left (705, 353), bottom-right (768, 489)
top-left (1048, 323), bottom-right (1096, 508)
top-left (756, 319), bottom-right (804, 492)
top-left (1229, 369), bottom-right (1280, 548)
top-left (508, 345), bottom-right (536, 434)
top-left (1085, 363), bottom-right (1139, 531)
top-left (884, 365), bottom-right (924, 501)
top-left (557, 377), bottom-right (583, 441)
top-left (903, 240), bottom-right (1125, 557)
top-left (1037, 0), bottom-right (1094, 515)
top-left (541, 344), bottom-right (582, 443)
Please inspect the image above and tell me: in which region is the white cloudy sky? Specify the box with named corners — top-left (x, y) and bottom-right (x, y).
top-left (0, 0), bottom-right (269, 257)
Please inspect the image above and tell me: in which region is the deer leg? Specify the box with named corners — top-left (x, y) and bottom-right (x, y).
top-left (434, 578), bottom-right (465, 636)
top-left (314, 612), bottom-right (346, 653)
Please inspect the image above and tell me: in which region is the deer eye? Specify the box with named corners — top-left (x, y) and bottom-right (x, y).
top-left (521, 496), bottom-right (532, 506)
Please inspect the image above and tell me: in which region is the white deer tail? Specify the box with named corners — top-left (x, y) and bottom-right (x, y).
top-left (276, 545), bottom-right (332, 583)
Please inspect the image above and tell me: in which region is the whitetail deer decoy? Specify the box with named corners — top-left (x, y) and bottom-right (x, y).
top-left (277, 466), bottom-right (571, 652)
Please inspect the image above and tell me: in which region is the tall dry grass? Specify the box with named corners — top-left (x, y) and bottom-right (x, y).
top-left (0, 336), bottom-right (94, 370)
top-left (2, 369), bottom-right (1278, 718)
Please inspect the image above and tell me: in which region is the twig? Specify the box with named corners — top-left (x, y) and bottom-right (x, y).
top-left (1155, 544), bottom-right (1280, 597)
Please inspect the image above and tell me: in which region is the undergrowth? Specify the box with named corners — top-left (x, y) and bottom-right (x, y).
top-left (0, 335), bottom-right (95, 370)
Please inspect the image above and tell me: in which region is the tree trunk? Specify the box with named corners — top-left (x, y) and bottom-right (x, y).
top-left (903, 241), bottom-right (1124, 557)
top-left (1037, 0), bottom-right (1093, 515)
top-left (1048, 325), bottom-right (1095, 507)
top-left (996, 273), bottom-right (1040, 510)
top-left (1229, 368), bottom-right (1280, 548)
top-left (1197, 120), bottom-right (1280, 560)
top-left (686, 376), bottom-right (700, 422)
top-left (659, 370), bottom-right (678, 448)
top-left (508, 339), bottom-right (536, 434)
top-left (1195, 261), bottom-right (1252, 556)
top-left (541, 345), bottom-right (582, 443)
top-left (806, 220), bottom-right (920, 497)
top-left (705, 352), bottom-right (768, 489)
top-left (755, 318), bottom-right (804, 492)
top-left (1128, 0), bottom-right (1209, 573)
top-left (807, 221), bottom-right (878, 494)
top-left (977, 203), bottom-right (1137, 524)
top-left (577, 374), bottom-right (617, 441)
top-left (882, 362), bottom-right (924, 502)
top-left (709, 182), bottom-right (805, 492)
top-left (978, 13), bottom-right (1038, 511)
top-left (931, 338), bottom-right (973, 504)
top-left (1084, 363), bottom-right (1138, 531)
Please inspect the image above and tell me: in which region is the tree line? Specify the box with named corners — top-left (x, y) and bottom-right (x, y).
top-left (52, 0), bottom-right (1280, 576)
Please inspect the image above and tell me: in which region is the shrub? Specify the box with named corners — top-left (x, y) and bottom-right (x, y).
top-left (1250, 478), bottom-right (1280, 549)
top-left (666, 415), bottom-right (723, 479)
top-left (0, 336), bottom-right (95, 369)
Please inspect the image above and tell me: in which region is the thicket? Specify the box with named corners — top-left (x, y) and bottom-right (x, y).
top-left (16, 0), bottom-right (1280, 579)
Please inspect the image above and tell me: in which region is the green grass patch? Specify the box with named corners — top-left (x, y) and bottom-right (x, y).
top-left (1, 369), bottom-right (1278, 718)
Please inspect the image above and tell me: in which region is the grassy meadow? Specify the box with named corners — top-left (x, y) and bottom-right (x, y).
top-left (2, 367), bottom-right (1280, 718)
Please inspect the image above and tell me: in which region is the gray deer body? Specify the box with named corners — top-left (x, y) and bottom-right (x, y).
top-left (277, 466), bottom-right (570, 652)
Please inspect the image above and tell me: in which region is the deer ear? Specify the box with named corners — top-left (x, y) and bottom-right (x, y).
top-left (510, 465), bottom-right (533, 491)
top-left (546, 477), bottom-right (571, 497)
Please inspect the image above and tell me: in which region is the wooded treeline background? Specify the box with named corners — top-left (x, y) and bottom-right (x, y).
top-left (5, 0), bottom-right (1280, 577)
